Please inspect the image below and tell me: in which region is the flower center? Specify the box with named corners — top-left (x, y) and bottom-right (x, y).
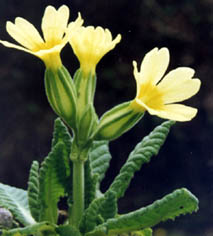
top-left (138, 82), bottom-right (164, 110)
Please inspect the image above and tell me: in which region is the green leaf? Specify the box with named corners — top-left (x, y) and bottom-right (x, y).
top-left (108, 120), bottom-right (175, 199)
top-left (51, 118), bottom-right (73, 210)
top-left (80, 197), bottom-right (104, 234)
top-left (1, 221), bottom-right (56, 236)
top-left (52, 118), bottom-right (72, 154)
top-left (56, 225), bottom-right (81, 236)
top-left (98, 191), bottom-right (117, 221)
top-left (84, 160), bottom-right (99, 209)
top-left (80, 190), bottom-right (117, 234)
top-left (0, 183), bottom-right (35, 226)
top-left (27, 161), bottom-right (40, 222)
top-left (118, 228), bottom-right (152, 236)
top-left (38, 142), bottom-right (67, 223)
top-left (130, 228), bottom-right (153, 236)
top-left (89, 141), bottom-right (112, 184)
top-left (87, 188), bottom-right (198, 236)
top-left (52, 117), bottom-right (72, 189)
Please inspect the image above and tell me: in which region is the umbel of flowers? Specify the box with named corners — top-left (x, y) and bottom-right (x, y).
top-left (0, 4), bottom-right (200, 236)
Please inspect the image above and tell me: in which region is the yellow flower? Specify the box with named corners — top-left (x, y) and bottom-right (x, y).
top-left (131, 48), bottom-right (201, 121)
top-left (0, 5), bottom-right (83, 70)
top-left (69, 26), bottom-right (121, 75)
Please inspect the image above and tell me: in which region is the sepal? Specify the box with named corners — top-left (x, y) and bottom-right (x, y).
top-left (77, 104), bottom-right (98, 147)
top-left (93, 101), bottom-right (144, 141)
top-left (44, 66), bottom-right (77, 129)
top-left (73, 69), bottom-right (97, 119)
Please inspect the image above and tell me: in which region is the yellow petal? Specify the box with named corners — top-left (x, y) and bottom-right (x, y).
top-left (56, 5), bottom-right (70, 40)
top-left (69, 25), bottom-right (121, 75)
top-left (140, 101), bottom-right (198, 121)
top-left (133, 60), bottom-right (141, 97)
top-left (6, 18), bottom-right (44, 50)
top-left (0, 39), bottom-right (33, 54)
top-left (41, 5), bottom-right (69, 43)
top-left (158, 67), bottom-right (201, 104)
top-left (68, 12), bottom-right (84, 31)
top-left (136, 47), bottom-right (169, 85)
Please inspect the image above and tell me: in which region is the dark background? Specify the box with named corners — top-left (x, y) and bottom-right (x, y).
top-left (0, 0), bottom-right (212, 235)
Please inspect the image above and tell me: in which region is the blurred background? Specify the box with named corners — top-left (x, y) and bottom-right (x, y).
top-left (0, 0), bottom-right (212, 235)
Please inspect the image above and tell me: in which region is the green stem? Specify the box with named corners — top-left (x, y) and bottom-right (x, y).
top-left (71, 159), bottom-right (85, 228)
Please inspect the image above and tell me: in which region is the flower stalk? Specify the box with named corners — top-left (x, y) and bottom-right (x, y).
top-left (71, 159), bottom-right (85, 228)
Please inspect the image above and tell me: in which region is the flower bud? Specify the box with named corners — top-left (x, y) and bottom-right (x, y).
top-left (44, 66), bottom-right (77, 128)
top-left (93, 101), bottom-right (144, 141)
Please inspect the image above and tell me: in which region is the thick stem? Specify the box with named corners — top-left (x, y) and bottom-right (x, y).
top-left (71, 159), bottom-right (85, 228)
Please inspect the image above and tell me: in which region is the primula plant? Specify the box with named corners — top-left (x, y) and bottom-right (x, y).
top-left (0, 5), bottom-right (201, 236)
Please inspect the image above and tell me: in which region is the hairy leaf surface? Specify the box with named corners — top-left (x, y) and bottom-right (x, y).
top-left (56, 225), bottom-right (81, 236)
top-left (38, 142), bottom-right (67, 223)
top-left (1, 221), bottom-right (55, 236)
top-left (89, 141), bottom-right (112, 183)
top-left (52, 118), bottom-right (73, 201)
top-left (84, 160), bottom-right (99, 209)
top-left (108, 120), bottom-right (175, 199)
top-left (86, 188), bottom-right (198, 236)
top-left (0, 183), bottom-right (35, 226)
top-left (52, 118), bottom-right (72, 153)
top-left (27, 161), bottom-right (40, 222)
top-left (80, 190), bottom-right (117, 234)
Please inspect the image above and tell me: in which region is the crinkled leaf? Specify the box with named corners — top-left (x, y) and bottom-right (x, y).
top-left (86, 188), bottom-right (198, 236)
top-left (80, 197), bottom-right (104, 234)
top-left (108, 120), bottom-right (175, 199)
top-left (56, 225), bottom-right (81, 236)
top-left (27, 161), bottom-right (40, 222)
top-left (80, 190), bottom-right (117, 234)
top-left (51, 118), bottom-right (73, 204)
top-left (38, 142), bottom-right (67, 223)
top-left (89, 141), bottom-right (112, 184)
top-left (98, 191), bottom-right (117, 221)
top-left (0, 183), bottom-right (35, 226)
top-left (128, 228), bottom-right (153, 236)
top-left (1, 221), bottom-right (55, 236)
top-left (52, 118), bottom-right (72, 154)
top-left (84, 160), bottom-right (99, 209)
top-left (132, 228), bottom-right (153, 236)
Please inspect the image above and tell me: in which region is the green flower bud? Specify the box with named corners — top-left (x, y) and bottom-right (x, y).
top-left (93, 101), bottom-right (144, 141)
top-left (44, 66), bottom-right (77, 129)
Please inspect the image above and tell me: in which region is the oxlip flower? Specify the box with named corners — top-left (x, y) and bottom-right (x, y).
top-left (69, 26), bottom-right (121, 75)
top-left (0, 5), bottom-right (83, 70)
top-left (130, 47), bottom-right (201, 121)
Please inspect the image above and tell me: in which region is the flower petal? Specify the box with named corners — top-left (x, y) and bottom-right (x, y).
top-left (136, 47), bottom-right (169, 85)
top-left (68, 12), bottom-right (84, 31)
top-left (0, 39), bottom-right (33, 54)
top-left (69, 25), bottom-right (121, 74)
top-left (138, 99), bottom-right (198, 121)
top-left (158, 67), bottom-right (201, 103)
top-left (41, 5), bottom-right (69, 43)
top-left (6, 18), bottom-right (44, 50)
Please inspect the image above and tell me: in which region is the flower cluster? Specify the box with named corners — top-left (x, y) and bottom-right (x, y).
top-left (0, 5), bottom-right (201, 141)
